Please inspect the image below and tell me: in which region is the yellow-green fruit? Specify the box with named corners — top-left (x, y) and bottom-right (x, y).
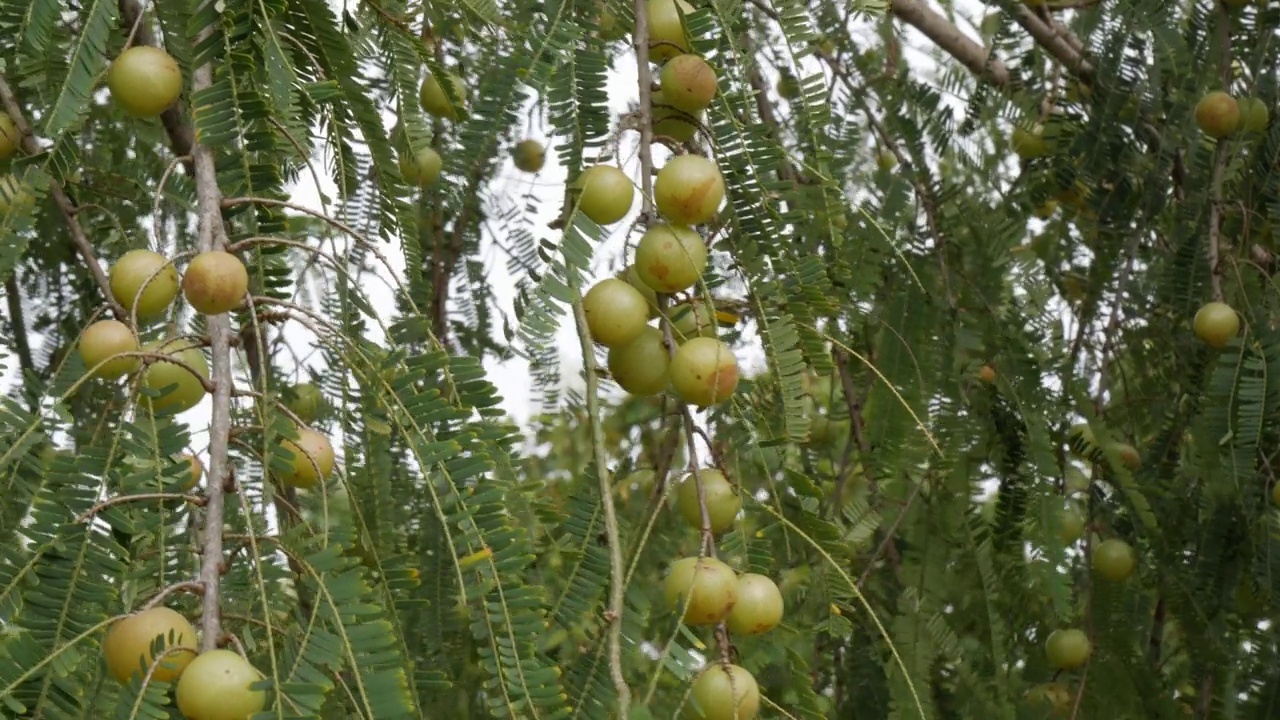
top-left (1109, 442), bottom-right (1140, 470)
top-left (182, 250), bottom-right (248, 315)
top-left (79, 320), bottom-right (141, 379)
top-left (1195, 91), bottom-right (1240, 139)
top-left (654, 154), bottom-right (725, 226)
top-left (669, 336), bottom-right (739, 407)
top-left (286, 382), bottom-right (324, 424)
top-left (617, 264), bottom-right (660, 318)
top-left (109, 249), bottom-right (180, 320)
top-left (142, 339), bottom-right (210, 414)
top-left (401, 146), bottom-right (443, 186)
top-left (634, 223), bottom-right (708, 293)
top-left (663, 556), bottom-right (738, 625)
top-left (777, 74), bottom-right (800, 100)
top-left (106, 46), bottom-right (184, 118)
top-left (607, 325), bottom-right (671, 396)
top-left (582, 277), bottom-right (651, 348)
top-left (1012, 125), bottom-right (1048, 159)
top-left (647, 0), bottom-right (694, 62)
top-left (280, 427), bottom-right (335, 489)
top-left (652, 89), bottom-right (702, 143)
top-left (725, 573), bottom-right (784, 636)
top-left (666, 299), bottom-right (717, 342)
top-left (659, 54), bottom-right (718, 114)
top-left (1193, 301), bottom-right (1240, 348)
top-left (512, 139), bottom-right (546, 173)
top-left (676, 468), bottom-right (740, 534)
top-left (102, 607), bottom-right (197, 684)
top-left (572, 164), bottom-right (635, 226)
top-left (419, 72), bottom-right (467, 120)
top-left (876, 151), bottom-right (897, 171)
top-left (1057, 501), bottom-right (1085, 544)
top-left (0, 174), bottom-right (35, 215)
top-left (1045, 628), bottom-right (1091, 670)
top-left (1026, 682), bottom-right (1073, 714)
top-left (599, 7), bottom-right (627, 41)
top-left (686, 663), bottom-right (760, 720)
top-left (1092, 538), bottom-right (1137, 582)
top-left (0, 112), bottom-right (19, 159)
top-left (175, 650), bottom-right (266, 719)
top-left (1237, 97), bottom-right (1270, 133)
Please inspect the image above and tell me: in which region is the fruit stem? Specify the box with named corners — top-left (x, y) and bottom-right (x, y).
top-left (188, 16), bottom-right (233, 654)
top-left (0, 77), bottom-right (129, 321)
top-left (570, 286), bottom-right (631, 714)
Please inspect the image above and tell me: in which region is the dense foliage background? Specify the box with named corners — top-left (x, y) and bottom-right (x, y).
top-left (2, 0), bottom-right (1280, 717)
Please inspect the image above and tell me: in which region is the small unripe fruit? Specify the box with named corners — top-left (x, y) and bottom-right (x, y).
top-left (654, 154), bottom-right (725, 226)
top-left (582, 278), bottom-right (651, 348)
top-left (666, 299), bottom-right (717, 342)
top-left (420, 72), bottom-right (467, 120)
top-left (977, 365), bottom-right (996, 384)
top-left (183, 250), bottom-right (248, 315)
top-left (1110, 442), bottom-right (1140, 470)
top-left (401, 146), bottom-right (443, 186)
top-left (647, 0), bottom-right (694, 62)
top-left (512, 139), bottom-right (546, 173)
top-left (175, 650), bottom-right (266, 719)
top-left (617, 264), bottom-right (660, 318)
top-left (142, 339), bottom-right (209, 414)
top-left (286, 382), bottom-right (325, 423)
top-left (876, 151), bottom-right (897, 171)
top-left (676, 468), bottom-right (740, 534)
top-left (79, 320), bottom-right (141, 379)
top-left (687, 663), bottom-right (760, 720)
top-left (663, 556), bottom-right (738, 625)
top-left (1237, 97), bottom-right (1270, 133)
top-left (107, 46), bottom-right (184, 118)
top-left (1193, 301), bottom-right (1240, 348)
top-left (1057, 501), bottom-right (1085, 545)
top-left (1045, 628), bottom-right (1091, 670)
top-left (279, 427), bottom-right (335, 489)
top-left (572, 165), bottom-right (635, 226)
top-left (0, 112), bottom-right (20, 159)
top-left (109, 249), bottom-right (180, 320)
top-left (634, 223), bottom-right (708, 293)
top-left (1195, 91), bottom-right (1240, 139)
top-left (103, 606), bottom-right (197, 684)
top-left (670, 336), bottom-right (739, 407)
top-left (607, 325), bottom-right (671, 396)
top-left (725, 573), bottom-right (784, 636)
top-left (1092, 538), bottom-right (1137, 582)
top-left (659, 54), bottom-right (718, 113)
top-left (177, 453), bottom-right (203, 491)
top-left (652, 89), bottom-right (702, 143)
top-left (777, 73), bottom-right (800, 100)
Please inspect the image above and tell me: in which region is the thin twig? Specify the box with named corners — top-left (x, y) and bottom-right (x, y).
top-left (142, 580), bottom-right (206, 609)
top-left (75, 492), bottom-right (205, 522)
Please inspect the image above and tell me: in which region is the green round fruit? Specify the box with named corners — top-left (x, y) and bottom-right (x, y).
top-left (106, 46), bottom-right (183, 118)
top-left (0, 112), bottom-right (20, 159)
top-left (670, 336), bottom-right (739, 407)
top-left (401, 146), bottom-right (443, 186)
top-left (79, 320), bottom-right (141, 379)
top-left (876, 151), bottom-right (897, 171)
top-left (652, 89), bottom-right (702, 143)
top-left (1045, 628), bottom-right (1091, 670)
top-left (617, 264), bottom-right (660, 318)
top-left (103, 606), bottom-right (197, 684)
top-left (607, 325), bottom-right (671, 396)
top-left (572, 165), bottom-right (635, 226)
top-left (175, 649), bottom-right (266, 719)
top-left (142, 338), bottom-right (210, 414)
top-left (279, 427), bottom-right (335, 489)
top-left (1057, 501), bottom-right (1085, 545)
top-left (666, 299), bottom-right (717, 343)
top-left (176, 453), bottom-right (203, 492)
top-left (1237, 96), bottom-right (1270, 133)
top-left (776, 73), bottom-right (800, 100)
top-left (676, 468), bottom-right (740, 534)
top-left (182, 250), bottom-right (248, 315)
top-left (1193, 301), bottom-right (1240, 348)
top-left (1092, 538), bottom-right (1136, 582)
top-left (582, 277), bottom-right (651, 348)
top-left (512, 139), bottom-right (546, 173)
top-left (634, 224), bottom-right (707, 293)
top-left (286, 382), bottom-right (324, 423)
top-left (659, 54), bottom-right (717, 114)
top-left (725, 573), bottom-right (784, 636)
top-left (654, 154), bottom-right (725, 226)
top-left (647, 0), bottom-right (694, 62)
top-left (109, 249), bottom-right (180, 320)
top-left (686, 663), bottom-right (760, 720)
top-left (420, 72), bottom-right (467, 120)
top-left (663, 556), bottom-right (738, 625)
top-left (1195, 91), bottom-right (1240, 139)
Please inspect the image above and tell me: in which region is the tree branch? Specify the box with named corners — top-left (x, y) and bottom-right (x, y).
top-left (888, 0), bottom-right (1010, 87)
top-left (0, 78), bottom-right (128, 320)
top-left (188, 9), bottom-right (233, 653)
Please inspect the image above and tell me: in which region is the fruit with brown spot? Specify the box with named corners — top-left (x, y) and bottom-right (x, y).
top-left (182, 251), bottom-right (248, 315)
top-left (634, 224), bottom-right (707, 293)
